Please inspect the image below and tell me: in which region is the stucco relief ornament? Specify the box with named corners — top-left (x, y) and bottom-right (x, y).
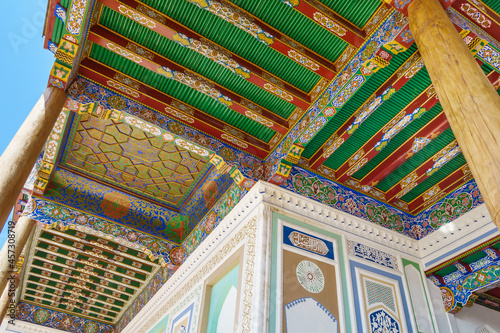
top-left (296, 260), bottom-right (325, 293)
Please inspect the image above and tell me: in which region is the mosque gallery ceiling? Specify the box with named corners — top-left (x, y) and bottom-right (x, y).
top-left (17, 226), bottom-right (163, 329)
top-left (37, 0), bottom-right (500, 241)
top-left (15, 0), bottom-right (500, 330)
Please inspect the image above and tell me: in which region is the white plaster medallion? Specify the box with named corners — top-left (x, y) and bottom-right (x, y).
top-left (296, 260), bottom-right (325, 293)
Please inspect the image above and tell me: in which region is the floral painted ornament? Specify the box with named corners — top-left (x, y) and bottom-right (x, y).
top-left (365, 203), bottom-right (404, 232)
top-left (170, 247), bottom-right (184, 266)
top-left (292, 173), bottom-right (337, 206)
top-left (296, 260), bottom-right (325, 293)
top-left (34, 308), bottom-right (50, 324)
top-left (204, 211), bottom-right (216, 234)
top-left (429, 193), bottom-right (472, 229)
top-left (84, 321), bottom-right (99, 333)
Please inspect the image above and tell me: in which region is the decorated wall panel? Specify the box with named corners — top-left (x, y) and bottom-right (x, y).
top-left (125, 211), bottom-right (260, 333)
top-left (350, 261), bottom-right (413, 333)
top-left (111, 182), bottom-right (247, 332)
top-left (270, 212), bottom-right (352, 332)
top-left (403, 259), bottom-right (435, 333)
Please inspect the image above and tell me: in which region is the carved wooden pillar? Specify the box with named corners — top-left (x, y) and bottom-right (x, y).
top-left (409, 0), bottom-right (500, 227)
top-left (0, 87), bottom-right (67, 228)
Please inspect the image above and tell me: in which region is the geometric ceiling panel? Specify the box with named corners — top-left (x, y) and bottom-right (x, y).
top-left (61, 114), bottom-right (211, 209)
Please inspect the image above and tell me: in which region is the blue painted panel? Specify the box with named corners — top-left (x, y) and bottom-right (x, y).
top-left (350, 260), bottom-right (413, 333)
top-left (283, 225), bottom-right (334, 260)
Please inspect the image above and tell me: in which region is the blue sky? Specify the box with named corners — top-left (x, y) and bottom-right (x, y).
top-left (0, 0), bottom-right (55, 245)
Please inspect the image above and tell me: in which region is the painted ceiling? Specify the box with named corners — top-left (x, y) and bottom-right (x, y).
top-left (39, 108), bottom-right (236, 244)
top-left (62, 113), bottom-right (212, 209)
top-left (425, 234), bottom-right (500, 314)
top-left (19, 0), bottom-right (500, 330)
top-left (18, 225), bottom-right (163, 328)
top-left (39, 0), bottom-right (500, 239)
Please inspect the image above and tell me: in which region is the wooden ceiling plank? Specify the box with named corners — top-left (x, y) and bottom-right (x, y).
top-left (184, 0), bottom-right (337, 79)
top-left (79, 60), bottom-right (270, 158)
top-left (287, 0), bottom-right (366, 47)
top-left (99, 0), bottom-right (312, 106)
top-left (24, 284), bottom-right (123, 312)
top-left (24, 287), bottom-right (121, 316)
top-left (42, 228), bottom-right (156, 268)
top-left (33, 251), bottom-right (145, 286)
top-left (308, 53), bottom-right (424, 170)
top-left (38, 238), bottom-right (149, 279)
top-left (336, 85), bottom-right (439, 183)
top-left (28, 272), bottom-right (127, 304)
top-left (88, 25), bottom-right (290, 135)
top-left (30, 259), bottom-right (139, 294)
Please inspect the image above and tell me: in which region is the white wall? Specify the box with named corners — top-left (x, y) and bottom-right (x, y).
top-left (450, 304), bottom-right (500, 333)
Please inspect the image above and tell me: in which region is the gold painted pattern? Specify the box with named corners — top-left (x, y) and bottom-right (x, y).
top-left (245, 110), bottom-right (274, 128)
top-left (287, 50), bottom-right (320, 71)
top-left (264, 83), bottom-right (294, 102)
top-left (313, 12), bottom-right (347, 37)
top-left (107, 42), bottom-right (143, 64)
top-left (164, 106), bottom-right (195, 124)
top-left (221, 133), bottom-right (249, 148)
top-left (107, 80), bottom-right (140, 98)
top-left (118, 4), bottom-right (156, 28)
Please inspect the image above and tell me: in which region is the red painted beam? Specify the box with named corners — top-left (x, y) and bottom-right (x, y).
top-left (408, 165), bottom-right (470, 214)
top-left (43, 0), bottom-right (60, 49)
top-left (385, 141), bottom-right (461, 203)
top-left (88, 25), bottom-right (290, 135)
top-left (453, 0), bottom-right (500, 45)
top-left (78, 59), bottom-right (270, 158)
top-left (336, 88), bottom-right (438, 183)
top-left (100, 0), bottom-right (312, 108)
top-left (360, 112), bottom-right (449, 189)
top-left (293, 1), bottom-right (365, 47)
top-left (309, 53), bottom-right (423, 170)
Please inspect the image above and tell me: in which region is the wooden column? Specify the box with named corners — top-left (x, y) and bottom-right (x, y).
top-left (0, 217), bottom-right (36, 299)
top-left (0, 87), bottom-right (67, 228)
top-left (409, 0), bottom-right (500, 227)
top-left (0, 274), bottom-right (19, 323)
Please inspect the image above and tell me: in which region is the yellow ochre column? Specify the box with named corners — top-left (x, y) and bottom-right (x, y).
top-left (0, 274), bottom-right (19, 323)
top-left (0, 87), bottom-right (67, 228)
top-left (409, 0), bottom-right (500, 227)
top-left (0, 217), bottom-right (36, 301)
